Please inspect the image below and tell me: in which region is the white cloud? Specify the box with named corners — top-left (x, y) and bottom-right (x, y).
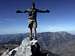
top-left (46, 25), bottom-right (74, 32)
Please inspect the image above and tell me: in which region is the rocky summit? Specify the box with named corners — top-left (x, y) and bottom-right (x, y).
top-left (1, 37), bottom-right (59, 56)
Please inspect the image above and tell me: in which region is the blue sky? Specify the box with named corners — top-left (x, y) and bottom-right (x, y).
top-left (0, 0), bottom-right (75, 34)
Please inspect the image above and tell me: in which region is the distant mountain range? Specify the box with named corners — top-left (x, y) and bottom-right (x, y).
top-left (0, 32), bottom-right (75, 56)
top-left (0, 33), bottom-right (28, 44)
top-left (0, 32), bottom-right (75, 44)
top-left (37, 32), bottom-right (75, 56)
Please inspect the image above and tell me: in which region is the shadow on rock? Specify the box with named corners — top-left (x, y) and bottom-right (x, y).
top-left (31, 42), bottom-right (59, 56)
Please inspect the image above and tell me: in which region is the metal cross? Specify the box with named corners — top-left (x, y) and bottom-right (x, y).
top-left (16, 0), bottom-right (50, 40)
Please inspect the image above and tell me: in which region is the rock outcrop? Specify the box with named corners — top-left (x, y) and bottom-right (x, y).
top-left (1, 37), bottom-right (59, 56)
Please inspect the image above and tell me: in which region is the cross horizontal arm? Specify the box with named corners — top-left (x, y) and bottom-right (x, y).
top-left (37, 9), bottom-right (50, 13)
top-left (16, 10), bottom-right (23, 13)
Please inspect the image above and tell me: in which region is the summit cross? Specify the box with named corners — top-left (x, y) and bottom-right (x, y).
top-left (16, 0), bottom-right (50, 40)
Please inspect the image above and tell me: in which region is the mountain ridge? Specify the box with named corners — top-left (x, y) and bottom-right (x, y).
top-left (0, 32), bottom-right (75, 44)
top-left (0, 32), bottom-right (75, 56)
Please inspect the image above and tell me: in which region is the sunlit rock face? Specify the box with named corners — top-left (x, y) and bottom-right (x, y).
top-left (15, 37), bottom-right (32, 56)
top-left (1, 37), bottom-right (41, 56)
top-left (1, 37), bottom-right (32, 56)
